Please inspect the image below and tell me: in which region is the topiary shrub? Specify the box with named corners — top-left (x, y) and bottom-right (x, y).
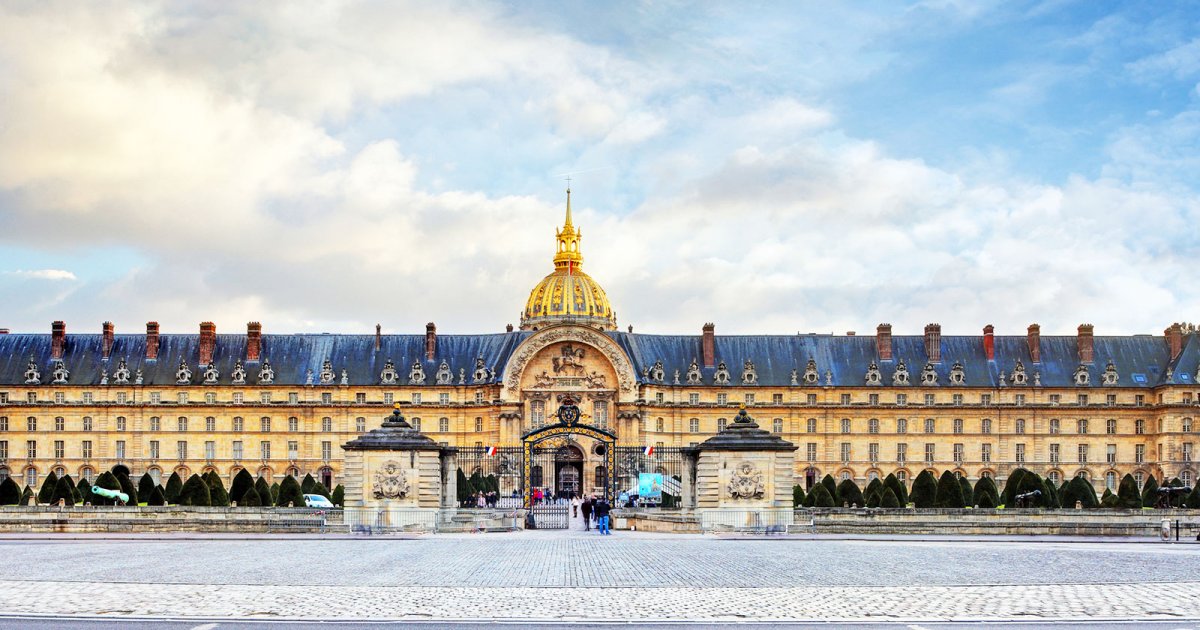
top-left (76, 478), bottom-right (93, 505)
top-left (1141, 476), bottom-right (1159, 508)
top-left (309, 479), bottom-right (332, 500)
top-left (973, 476), bottom-right (999, 508)
top-left (976, 491), bottom-right (995, 508)
top-left (1166, 478), bottom-right (1188, 508)
top-left (165, 472), bottom-right (184, 504)
top-left (865, 489), bottom-right (880, 508)
top-left (21, 485), bottom-right (34, 506)
top-left (332, 484), bottom-right (345, 507)
top-left (238, 483), bottom-right (262, 506)
top-left (301, 473), bottom-right (317, 495)
top-left (865, 478), bottom-right (883, 501)
top-left (1186, 484), bottom-right (1200, 509)
top-left (880, 487), bottom-right (900, 508)
top-left (137, 473), bottom-right (156, 503)
top-left (935, 471), bottom-right (965, 508)
top-left (910, 470), bottom-right (938, 508)
top-left (1061, 476), bottom-right (1099, 508)
top-left (206, 471), bottom-right (231, 507)
top-left (50, 474), bottom-right (76, 506)
top-left (1116, 474), bottom-right (1142, 509)
top-left (792, 484), bottom-right (806, 508)
top-left (90, 472), bottom-right (123, 505)
top-left (1001, 468), bottom-right (1031, 507)
top-left (178, 474), bottom-right (211, 507)
top-left (0, 477), bottom-right (22, 505)
top-left (884, 473), bottom-right (908, 506)
top-left (270, 482), bottom-right (280, 503)
top-left (116, 473), bottom-right (139, 506)
top-left (37, 471), bottom-right (60, 505)
top-left (809, 482), bottom-right (835, 507)
top-left (958, 476), bottom-right (973, 504)
top-left (276, 475), bottom-right (305, 507)
top-left (821, 474), bottom-right (838, 504)
top-left (230, 469), bottom-right (255, 505)
top-left (837, 479), bottom-right (864, 507)
top-left (802, 487), bottom-right (816, 507)
top-left (147, 485), bottom-right (166, 506)
top-left (255, 477), bottom-right (273, 506)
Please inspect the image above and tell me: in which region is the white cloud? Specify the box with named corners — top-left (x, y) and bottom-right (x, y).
top-left (5, 269), bottom-right (78, 281)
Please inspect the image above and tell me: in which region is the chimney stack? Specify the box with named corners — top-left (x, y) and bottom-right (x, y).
top-left (876, 323), bottom-right (893, 361)
top-left (375, 324), bottom-right (382, 351)
top-left (51, 321), bottom-right (66, 359)
top-left (1165, 323), bottom-right (1184, 360)
top-left (1077, 324), bottom-right (1094, 363)
top-left (983, 324), bottom-right (994, 361)
top-left (146, 322), bottom-right (160, 361)
top-left (425, 322), bottom-right (437, 361)
top-left (102, 321), bottom-right (114, 359)
top-left (246, 322), bottom-right (262, 361)
top-left (199, 322), bottom-right (216, 366)
top-left (924, 323), bottom-right (942, 363)
top-left (506, 323), bottom-right (514, 332)
top-left (1027, 324), bottom-right (1040, 363)
top-left (702, 323), bottom-right (715, 368)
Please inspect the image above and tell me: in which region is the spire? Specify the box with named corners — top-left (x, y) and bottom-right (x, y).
top-left (564, 186), bottom-right (573, 229)
top-left (553, 187), bottom-right (583, 272)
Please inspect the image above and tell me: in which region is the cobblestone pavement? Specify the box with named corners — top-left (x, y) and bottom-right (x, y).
top-left (0, 531), bottom-right (1197, 622)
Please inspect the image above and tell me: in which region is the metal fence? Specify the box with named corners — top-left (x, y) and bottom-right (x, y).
top-left (613, 447), bottom-right (685, 506)
top-left (341, 507), bottom-right (440, 534)
top-left (699, 509), bottom-right (795, 533)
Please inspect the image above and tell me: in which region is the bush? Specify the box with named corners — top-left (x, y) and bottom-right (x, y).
top-left (973, 476), bottom-right (999, 507)
top-left (0, 477), bottom-right (21, 505)
top-left (976, 491), bottom-right (995, 508)
top-left (792, 484), bottom-right (806, 508)
top-left (301, 473), bottom-right (317, 495)
top-left (165, 472), bottom-right (184, 504)
top-left (309, 479), bottom-right (332, 500)
top-left (37, 471), bottom-right (59, 505)
top-left (456, 469), bottom-right (473, 503)
top-left (1041, 478), bottom-right (1060, 509)
top-left (238, 483), bottom-right (262, 507)
top-left (1187, 484), bottom-right (1200, 509)
top-left (809, 482), bottom-right (835, 508)
top-left (910, 470), bottom-right (938, 508)
top-left (205, 471), bottom-right (230, 507)
top-left (935, 471), bottom-right (965, 508)
top-left (865, 489), bottom-right (880, 508)
top-left (802, 487), bottom-right (815, 507)
top-left (50, 474), bottom-right (76, 506)
top-left (147, 485), bottom-right (166, 506)
top-left (836, 479), bottom-right (864, 507)
top-left (116, 473), bottom-right (139, 506)
top-left (276, 475), bottom-right (305, 507)
top-left (20, 485), bottom-right (34, 506)
top-left (1141, 476), bottom-right (1159, 508)
top-left (865, 478), bottom-right (883, 501)
top-left (1061, 476), bottom-right (1099, 508)
top-left (76, 478), bottom-right (93, 505)
top-left (332, 484), bottom-right (345, 507)
top-left (255, 477), bottom-right (273, 506)
top-left (1166, 478), bottom-right (1188, 508)
top-left (821, 474), bottom-right (838, 503)
top-left (270, 482), bottom-right (280, 503)
top-left (137, 473), bottom-right (156, 503)
top-left (884, 473), bottom-right (908, 506)
top-left (230, 469), bottom-right (255, 504)
top-left (178, 474), bottom-right (211, 507)
top-left (880, 487), bottom-right (900, 508)
top-left (1116, 474), bottom-right (1142, 509)
top-left (91, 472), bottom-right (123, 506)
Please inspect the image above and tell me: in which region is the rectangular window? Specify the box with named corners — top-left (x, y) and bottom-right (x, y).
top-left (868, 394), bottom-right (879, 405)
top-left (206, 417), bottom-right (216, 432)
top-left (530, 400), bottom-right (545, 428)
top-left (177, 417), bottom-right (187, 432)
top-left (1015, 443), bottom-right (1026, 463)
top-left (689, 418), bottom-right (700, 432)
top-left (717, 418), bottom-right (728, 432)
top-left (148, 440), bottom-right (158, 459)
top-left (1135, 394), bottom-right (1145, 407)
top-left (868, 418), bottom-right (879, 434)
top-left (897, 418), bottom-right (908, 434)
top-left (261, 417), bottom-right (271, 432)
top-left (288, 392), bottom-right (299, 404)
top-left (807, 418), bottom-right (817, 433)
top-left (232, 392), bottom-right (243, 405)
top-left (82, 392), bottom-right (94, 404)
top-left (115, 440), bottom-right (126, 460)
top-left (384, 393), bottom-right (395, 405)
top-left (322, 417), bottom-right (332, 432)
top-left (897, 443), bottom-right (907, 463)
top-left (807, 393), bottom-right (818, 405)
top-left (953, 443), bottom-right (963, 464)
top-left (27, 392), bottom-right (36, 403)
top-left (1135, 444), bottom-right (1145, 464)
top-left (1107, 419), bottom-right (1117, 434)
top-left (1078, 419), bottom-right (1088, 434)
top-left (116, 416), bottom-right (126, 432)
top-left (744, 393), bottom-right (754, 404)
top-left (981, 443), bottom-right (992, 464)
top-left (54, 392), bottom-right (65, 404)
top-left (1049, 419), bottom-right (1060, 434)
top-left (116, 392), bottom-right (129, 404)
top-left (322, 441), bottom-right (332, 461)
top-left (1135, 420), bottom-right (1145, 435)
top-left (472, 392), bottom-right (482, 404)
top-left (149, 416), bottom-right (160, 431)
top-left (149, 392), bottom-right (160, 404)
top-left (924, 418), bottom-right (935, 434)
top-left (897, 394), bottom-right (907, 406)
top-left (232, 441), bottom-right (243, 460)
top-left (806, 443), bottom-right (817, 462)
top-left (841, 418), bottom-right (851, 434)
top-left (868, 442), bottom-right (879, 463)
top-left (688, 393), bottom-right (700, 404)
top-left (439, 393), bottom-right (450, 405)
top-left (655, 392), bottom-right (665, 403)
top-left (953, 418), bottom-right (963, 434)
top-left (260, 441), bottom-right (271, 460)
top-left (772, 393), bottom-right (783, 404)
top-left (177, 392), bottom-right (187, 404)
top-left (1014, 394), bottom-right (1025, 406)
top-left (924, 394), bottom-right (935, 406)
top-left (356, 393), bottom-right (367, 403)
top-left (924, 443), bottom-right (935, 464)
top-left (1077, 394), bottom-right (1088, 406)
top-left (356, 417), bottom-right (366, 432)
top-left (204, 392), bottom-right (216, 404)
top-left (205, 441), bottom-right (216, 461)
top-left (840, 442), bottom-right (851, 462)
top-left (1049, 443), bottom-right (1060, 464)
top-left (952, 394), bottom-right (963, 406)
top-left (411, 393), bottom-right (421, 404)
top-left (1078, 443), bottom-right (1088, 464)
top-left (475, 417), bottom-right (483, 432)
top-left (980, 394), bottom-right (991, 406)
top-left (288, 441), bottom-right (299, 460)
top-left (716, 393), bottom-right (728, 405)
top-left (55, 416), bottom-right (65, 431)
top-left (1015, 418), bottom-right (1026, 434)
top-left (1106, 394), bottom-right (1116, 406)
top-left (1183, 443), bottom-right (1193, 462)
top-left (1049, 394), bottom-right (1061, 405)
top-left (81, 440), bottom-right (92, 459)
top-left (773, 418), bottom-right (783, 433)
top-left (322, 392), bottom-right (333, 404)
top-left (26, 440), bottom-right (36, 459)
top-left (0, 417), bottom-right (6, 432)
top-left (593, 401), bottom-right (608, 429)
top-left (1106, 444), bottom-right (1117, 464)
top-left (174, 441), bottom-right (185, 460)
top-left (27, 417), bottom-right (36, 431)
top-left (54, 440), bottom-right (64, 459)
top-left (288, 417), bottom-right (299, 432)
top-left (231, 417), bottom-right (242, 432)
top-left (841, 393), bottom-right (852, 405)
top-left (981, 418), bottom-right (992, 434)
top-left (438, 417), bottom-right (449, 432)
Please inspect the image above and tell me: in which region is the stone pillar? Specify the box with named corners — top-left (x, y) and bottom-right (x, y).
top-left (680, 449), bottom-right (697, 511)
top-left (691, 407), bottom-right (798, 514)
top-left (441, 450), bottom-right (458, 510)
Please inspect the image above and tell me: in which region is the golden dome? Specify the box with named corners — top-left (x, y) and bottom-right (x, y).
top-left (520, 189), bottom-right (618, 331)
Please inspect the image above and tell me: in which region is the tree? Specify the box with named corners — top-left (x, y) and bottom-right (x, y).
top-left (958, 476), bottom-right (973, 506)
top-left (792, 484), bottom-right (806, 508)
top-left (837, 479), bottom-right (864, 507)
top-left (456, 469), bottom-right (473, 504)
top-left (910, 470), bottom-right (938, 508)
top-left (809, 482), bottom-right (835, 507)
top-left (935, 471), bottom-right (966, 508)
top-left (821, 474), bottom-right (839, 503)
top-left (178, 474), bottom-right (211, 507)
top-left (255, 477), bottom-right (273, 506)
top-left (331, 484), bottom-right (345, 507)
top-left (116, 473), bottom-right (139, 506)
top-left (276, 475), bottom-right (305, 507)
top-left (37, 471), bottom-right (59, 505)
top-left (973, 476), bottom-right (999, 508)
top-left (880, 487), bottom-right (900, 508)
top-left (1100, 488), bottom-right (1121, 508)
top-left (1186, 484), bottom-right (1200, 509)
top-left (865, 478), bottom-right (883, 501)
top-left (301, 473), bottom-right (317, 495)
top-left (1041, 478), bottom-right (1060, 509)
top-left (1141, 476), bottom-right (1160, 508)
top-left (137, 473), bottom-right (156, 502)
top-left (165, 472), bottom-right (184, 504)
top-left (884, 473), bottom-right (908, 506)
top-left (0, 477), bottom-right (21, 505)
top-left (238, 483), bottom-right (262, 506)
top-left (230, 469), bottom-right (255, 504)
top-left (76, 478), bottom-right (93, 505)
top-left (802, 487), bottom-right (816, 507)
top-left (1061, 476), bottom-right (1099, 509)
top-left (205, 471), bottom-right (230, 507)
top-left (865, 489), bottom-right (881, 508)
top-left (147, 485), bottom-right (167, 506)
top-left (270, 482), bottom-right (280, 503)
top-left (1117, 474), bottom-right (1142, 509)
top-left (50, 474), bottom-right (77, 506)
top-left (20, 485), bottom-right (33, 506)
top-left (1001, 468), bottom-right (1031, 507)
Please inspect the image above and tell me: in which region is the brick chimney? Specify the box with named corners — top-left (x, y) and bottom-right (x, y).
top-left (924, 323), bottom-right (941, 363)
top-left (1165, 323), bottom-right (1184, 360)
top-left (425, 322), bottom-right (437, 360)
top-left (246, 322), bottom-right (262, 362)
top-left (1027, 324), bottom-right (1041, 363)
top-left (51, 321), bottom-right (66, 359)
top-left (375, 324), bottom-right (382, 351)
top-left (199, 322), bottom-right (216, 366)
top-left (506, 323), bottom-right (514, 332)
top-left (876, 323), bottom-right (893, 361)
top-left (983, 324), bottom-right (994, 361)
top-left (1077, 324), bottom-right (1094, 363)
top-left (146, 322), bottom-right (160, 361)
top-left (702, 323), bottom-right (715, 368)
top-left (102, 321), bottom-right (114, 359)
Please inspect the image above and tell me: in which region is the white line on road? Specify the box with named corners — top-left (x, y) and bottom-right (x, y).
top-left (189, 624), bottom-right (218, 630)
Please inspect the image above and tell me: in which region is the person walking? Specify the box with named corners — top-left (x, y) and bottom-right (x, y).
top-left (580, 496), bottom-right (593, 531)
top-left (571, 495), bottom-right (581, 519)
top-left (595, 497), bottom-right (611, 535)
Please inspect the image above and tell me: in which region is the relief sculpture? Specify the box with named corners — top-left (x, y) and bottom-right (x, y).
top-left (372, 461), bottom-right (411, 500)
top-left (727, 461), bottom-right (765, 500)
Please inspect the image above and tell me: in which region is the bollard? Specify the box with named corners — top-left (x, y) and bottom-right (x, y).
top-left (1161, 519), bottom-right (1171, 541)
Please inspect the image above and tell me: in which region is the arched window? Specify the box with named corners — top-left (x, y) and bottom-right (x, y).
top-left (896, 470), bottom-right (908, 483)
top-left (1077, 419), bottom-right (1088, 434)
top-left (531, 465), bottom-right (544, 488)
top-left (287, 467), bottom-right (300, 478)
top-left (322, 417), bottom-right (332, 432)
top-left (1105, 471), bottom-right (1117, 490)
top-left (1134, 471), bottom-right (1145, 489)
top-left (868, 418), bottom-right (879, 434)
top-left (655, 418), bottom-right (664, 432)
top-left (288, 417), bottom-right (299, 432)
top-left (53, 466), bottom-right (65, 478)
top-left (438, 417), bottom-right (449, 432)
top-left (0, 467), bottom-right (10, 483)
top-left (319, 466), bottom-right (333, 490)
top-left (82, 416), bottom-right (93, 432)
top-left (840, 470), bottom-right (852, 481)
top-left (841, 418), bottom-right (851, 433)
top-left (896, 418), bottom-right (907, 434)
top-left (1106, 419), bottom-right (1117, 434)
top-left (25, 467), bottom-right (38, 488)
top-left (1015, 418), bottom-right (1026, 434)
top-left (261, 417), bottom-right (272, 432)
top-left (1047, 470), bottom-right (1061, 485)
top-left (411, 417), bottom-right (421, 431)
top-left (80, 467), bottom-right (94, 483)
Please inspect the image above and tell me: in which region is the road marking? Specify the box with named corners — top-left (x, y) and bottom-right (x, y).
top-left (190, 624), bottom-right (218, 630)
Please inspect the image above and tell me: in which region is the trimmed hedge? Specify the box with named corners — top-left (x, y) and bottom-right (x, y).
top-left (1117, 474), bottom-right (1142, 509)
top-left (820, 474), bottom-right (838, 503)
top-left (178, 474), bottom-right (211, 507)
top-left (165, 472), bottom-right (184, 504)
top-left (972, 476), bottom-right (999, 508)
top-left (255, 477), bottom-right (273, 507)
top-left (934, 471), bottom-right (965, 508)
top-left (809, 482), bottom-right (835, 507)
top-left (230, 469), bottom-right (255, 504)
top-left (204, 471), bottom-right (230, 507)
top-left (0, 477), bottom-right (22, 505)
top-left (116, 473), bottom-right (139, 506)
top-left (332, 484), bottom-right (345, 507)
top-left (276, 475), bottom-right (305, 508)
top-left (147, 485), bottom-right (167, 506)
top-left (1141, 476), bottom-right (1159, 508)
top-left (792, 484), bottom-right (806, 508)
top-left (1061, 476), bottom-right (1099, 508)
top-left (836, 479), bottom-right (864, 507)
top-left (37, 471), bottom-right (59, 505)
top-left (50, 474), bottom-right (77, 506)
top-left (880, 487), bottom-right (900, 508)
top-left (883, 473), bottom-right (908, 506)
top-left (239, 483), bottom-right (262, 506)
top-left (910, 469), bottom-right (937, 508)
top-left (138, 473), bottom-right (156, 503)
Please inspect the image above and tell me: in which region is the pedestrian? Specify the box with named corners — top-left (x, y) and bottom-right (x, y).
top-left (581, 495), bottom-right (593, 531)
top-left (571, 494), bottom-right (581, 519)
top-left (595, 497), bottom-right (611, 535)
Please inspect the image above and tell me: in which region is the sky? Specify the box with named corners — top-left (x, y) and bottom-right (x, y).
top-left (1, 1), bottom-right (1198, 337)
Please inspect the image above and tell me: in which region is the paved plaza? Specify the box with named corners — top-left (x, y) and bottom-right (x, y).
top-left (0, 531), bottom-right (1198, 624)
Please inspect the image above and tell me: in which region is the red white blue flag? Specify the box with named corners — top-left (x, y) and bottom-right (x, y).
top-left (484, 446), bottom-right (497, 456)
top-left (643, 446), bottom-right (655, 456)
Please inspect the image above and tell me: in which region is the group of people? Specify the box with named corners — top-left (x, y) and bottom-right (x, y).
top-left (571, 495), bottom-right (612, 534)
top-left (470, 491), bottom-right (499, 508)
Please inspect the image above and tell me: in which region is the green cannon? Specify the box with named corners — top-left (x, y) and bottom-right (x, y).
top-left (90, 486), bottom-right (129, 505)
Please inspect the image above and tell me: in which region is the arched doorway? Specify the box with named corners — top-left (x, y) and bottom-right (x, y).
top-left (554, 445), bottom-right (584, 497)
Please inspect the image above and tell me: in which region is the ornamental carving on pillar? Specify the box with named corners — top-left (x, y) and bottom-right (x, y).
top-left (727, 461), bottom-right (765, 500)
top-left (112, 358), bottom-right (130, 385)
top-left (372, 461), bottom-right (411, 500)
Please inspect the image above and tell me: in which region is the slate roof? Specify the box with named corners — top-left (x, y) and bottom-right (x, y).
top-left (1, 330), bottom-right (1195, 388)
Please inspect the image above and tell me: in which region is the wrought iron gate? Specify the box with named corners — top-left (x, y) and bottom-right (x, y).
top-left (527, 502), bottom-right (570, 529)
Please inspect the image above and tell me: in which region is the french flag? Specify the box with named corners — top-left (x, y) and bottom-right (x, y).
top-left (643, 446), bottom-right (654, 457)
top-left (484, 446), bottom-right (497, 456)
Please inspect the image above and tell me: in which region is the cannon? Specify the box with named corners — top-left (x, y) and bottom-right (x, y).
top-left (90, 486), bottom-right (129, 505)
